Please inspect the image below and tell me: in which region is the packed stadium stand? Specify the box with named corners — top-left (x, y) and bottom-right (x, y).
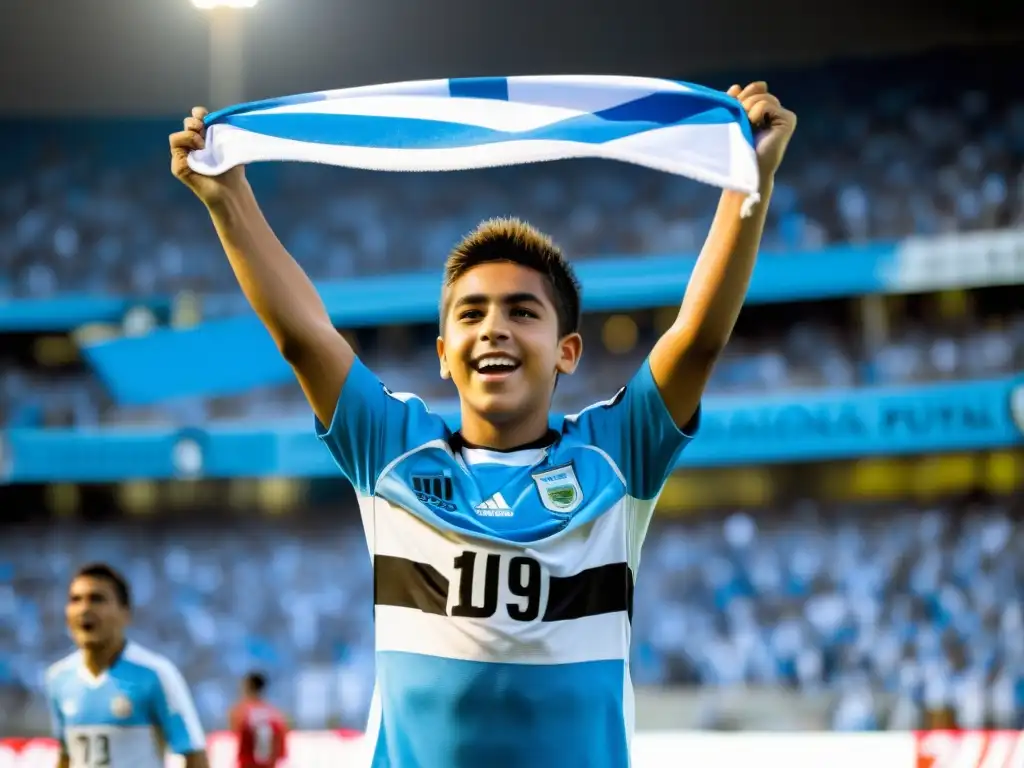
top-left (1, 49), bottom-right (1022, 299)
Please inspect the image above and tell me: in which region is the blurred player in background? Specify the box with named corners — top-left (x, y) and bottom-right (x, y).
top-left (170, 82), bottom-right (795, 767)
top-left (45, 563), bottom-right (209, 768)
top-left (229, 672), bottom-right (288, 768)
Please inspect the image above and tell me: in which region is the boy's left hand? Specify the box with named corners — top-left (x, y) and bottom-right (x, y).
top-left (727, 81), bottom-right (797, 180)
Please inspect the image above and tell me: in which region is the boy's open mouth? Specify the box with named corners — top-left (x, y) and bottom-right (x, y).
top-left (471, 354), bottom-right (521, 381)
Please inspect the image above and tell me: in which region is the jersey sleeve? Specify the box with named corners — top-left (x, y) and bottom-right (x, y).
top-left (565, 357), bottom-right (699, 501)
top-left (150, 661), bottom-right (206, 755)
top-left (315, 357), bottom-right (448, 494)
top-left (44, 675), bottom-right (67, 751)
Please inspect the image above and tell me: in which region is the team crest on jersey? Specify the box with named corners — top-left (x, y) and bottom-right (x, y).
top-left (532, 464), bottom-right (583, 514)
top-left (62, 700), bottom-right (78, 717)
top-left (110, 694), bottom-right (133, 719)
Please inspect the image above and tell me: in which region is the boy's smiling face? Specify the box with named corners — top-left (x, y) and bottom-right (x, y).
top-left (438, 260), bottom-right (581, 430)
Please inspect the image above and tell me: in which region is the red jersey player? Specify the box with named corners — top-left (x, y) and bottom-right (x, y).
top-left (229, 672), bottom-right (288, 768)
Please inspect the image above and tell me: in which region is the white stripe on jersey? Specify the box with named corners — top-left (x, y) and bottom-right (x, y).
top-left (367, 491), bottom-right (633, 572)
top-left (375, 606), bottom-right (629, 664)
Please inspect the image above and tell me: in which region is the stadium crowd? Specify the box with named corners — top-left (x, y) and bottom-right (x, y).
top-left (2, 496), bottom-right (1023, 734)
top-left (0, 47), bottom-right (1022, 300)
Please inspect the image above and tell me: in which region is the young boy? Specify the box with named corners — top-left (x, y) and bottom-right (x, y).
top-left (170, 81), bottom-right (795, 768)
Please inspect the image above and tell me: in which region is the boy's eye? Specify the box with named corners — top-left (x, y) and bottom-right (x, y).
top-left (458, 307), bottom-right (536, 321)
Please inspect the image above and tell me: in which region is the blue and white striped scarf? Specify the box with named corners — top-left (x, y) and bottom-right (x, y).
top-left (188, 75), bottom-right (761, 213)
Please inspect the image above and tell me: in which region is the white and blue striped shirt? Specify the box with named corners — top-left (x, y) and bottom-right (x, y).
top-left (316, 358), bottom-right (698, 768)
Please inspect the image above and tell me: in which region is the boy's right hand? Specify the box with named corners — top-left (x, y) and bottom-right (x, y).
top-left (170, 106), bottom-right (246, 205)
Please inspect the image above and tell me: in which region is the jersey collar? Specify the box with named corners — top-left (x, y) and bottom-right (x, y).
top-left (449, 429), bottom-right (558, 467)
top-left (77, 639), bottom-right (129, 687)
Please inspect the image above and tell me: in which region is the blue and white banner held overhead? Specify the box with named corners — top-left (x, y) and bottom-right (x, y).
top-left (187, 75), bottom-right (762, 209)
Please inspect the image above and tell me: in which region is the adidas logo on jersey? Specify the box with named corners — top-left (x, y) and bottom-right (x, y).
top-left (474, 493), bottom-right (513, 517)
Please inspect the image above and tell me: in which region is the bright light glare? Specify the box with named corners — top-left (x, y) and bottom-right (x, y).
top-left (191, 0), bottom-right (258, 9)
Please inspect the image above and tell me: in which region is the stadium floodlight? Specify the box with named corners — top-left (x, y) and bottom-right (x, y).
top-left (190, 0), bottom-right (257, 108)
top-left (191, 0), bottom-right (258, 9)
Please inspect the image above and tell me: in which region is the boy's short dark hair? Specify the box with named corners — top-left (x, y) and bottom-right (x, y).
top-left (245, 672), bottom-right (268, 694)
top-left (73, 563), bottom-right (131, 609)
top-left (442, 217), bottom-right (582, 337)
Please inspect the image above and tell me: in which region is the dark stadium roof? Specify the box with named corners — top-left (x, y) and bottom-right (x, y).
top-left (1, 0), bottom-right (1021, 116)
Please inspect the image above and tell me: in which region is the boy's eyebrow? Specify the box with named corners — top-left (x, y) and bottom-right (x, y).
top-left (452, 292), bottom-right (545, 309)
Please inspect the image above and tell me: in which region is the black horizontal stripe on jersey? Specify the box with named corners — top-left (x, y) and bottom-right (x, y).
top-left (374, 555), bottom-right (450, 615)
top-left (373, 555), bottom-right (633, 621)
top-left (543, 562), bottom-right (634, 623)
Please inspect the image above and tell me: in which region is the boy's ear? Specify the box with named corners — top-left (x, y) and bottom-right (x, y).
top-left (556, 333), bottom-right (583, 375)
top-left (437, 336), bottom-right (450, 379)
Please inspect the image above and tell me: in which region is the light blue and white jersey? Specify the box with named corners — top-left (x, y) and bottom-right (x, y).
top-left (316, 357), bottom-right (699, 768)
top-left (45, 641), bottom-right (206, 768)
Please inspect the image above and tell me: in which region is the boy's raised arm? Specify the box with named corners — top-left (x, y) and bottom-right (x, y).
top-left (169, 107), bottom-right (353, 427)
